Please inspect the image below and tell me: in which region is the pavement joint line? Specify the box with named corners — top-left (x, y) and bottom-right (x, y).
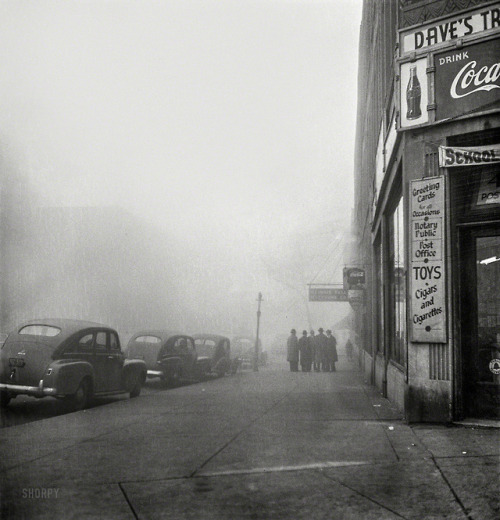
top-left (430, 455), bottom-right (475, 520)
top-left (189, 386), bottom-right (299, 478)
top-left (413, 433), bottom-right (475, 520)
top-left (118, 482), bottom-right (140, 520)
top-left (319, 470), bottom-right (410, 520)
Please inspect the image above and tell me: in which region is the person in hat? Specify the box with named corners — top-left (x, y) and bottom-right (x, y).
top-left (286, 329), bottom-right (299, 372)
top-left (316, 328), bottom-right (328, 371)
top-left (298, 330), bottom-right (312, 372)
top-left (309, 330), bottom-right (320, 372)
top-left (326, 329), bottom-right (338, 372)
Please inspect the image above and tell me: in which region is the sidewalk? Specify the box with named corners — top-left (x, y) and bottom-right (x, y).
top-left (1, 356), bottom-right (499, 519)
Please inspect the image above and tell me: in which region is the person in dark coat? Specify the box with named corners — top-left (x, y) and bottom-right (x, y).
top-left (316, 328), bottom-right (328, 371)
top-left (298, 330), bottom-right (312, 372)
top-left (286, 329), bottom-right (299, 372)
top-left (309, 330), bottom-right (320, 372)
top-left (326, 329), bottom-right (338, 371)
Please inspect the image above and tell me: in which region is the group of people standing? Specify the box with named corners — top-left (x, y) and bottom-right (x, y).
top-left (286, 328), bottom-right (338, 373)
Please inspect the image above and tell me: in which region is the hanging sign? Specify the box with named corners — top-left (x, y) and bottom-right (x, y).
top-left (309, 287), bottom-right (348, 302)
top-left (438, 144), bottom-right (500, 167)
top-left (343, 267), bottom-right (366, 291)
top-left (410, 176), bottom-right (447, 343)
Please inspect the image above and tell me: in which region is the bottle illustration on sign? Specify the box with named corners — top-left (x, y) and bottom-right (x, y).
top-left (406, 66), bottom-right (422, 120)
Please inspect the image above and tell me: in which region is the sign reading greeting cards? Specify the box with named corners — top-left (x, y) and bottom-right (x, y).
top-left (410, 176), bottom-right (447, 343)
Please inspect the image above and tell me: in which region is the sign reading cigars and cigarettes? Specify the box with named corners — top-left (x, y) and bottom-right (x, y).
top-left (410, 176), bottom-right (447, 343)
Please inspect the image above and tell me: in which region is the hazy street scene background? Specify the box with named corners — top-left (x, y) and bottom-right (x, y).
top-left (0, 0), bottom-right (361, 343)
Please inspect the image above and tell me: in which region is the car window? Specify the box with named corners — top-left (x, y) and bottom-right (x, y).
top-left (95, 332), bottom-right (107, 351)
top-left (78, 333), bottom-right (94, 352)
top-left (135, 335), bottom-right (161, 343)
top-left (110, 332), bottom-right (120, 351)
top-left (19, 325), bottom-right (61, 337)
top-left (194, 338), bottom-right (204, 347)
top-left (186, 338), bottom-right (195, 352)
top-left (174, 337), bottom-right (189, 353)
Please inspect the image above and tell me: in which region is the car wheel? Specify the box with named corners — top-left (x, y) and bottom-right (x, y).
top-left (163, 366), bottom-right (180, 387)
top-left (66, 378), bottom-right (91, 411)
top-left (0, 391), bottom-right (11, 407)
top-left (130, 373), bottom-right (144, 398)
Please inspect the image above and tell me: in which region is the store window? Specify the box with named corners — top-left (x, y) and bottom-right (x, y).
top-left (374, 235), bottom-right (384, 354)
top-left (388, 197), bottom-right (406, 366)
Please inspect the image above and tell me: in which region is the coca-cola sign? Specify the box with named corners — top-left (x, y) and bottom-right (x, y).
top-left (435, 39), bottom-right (500, 121)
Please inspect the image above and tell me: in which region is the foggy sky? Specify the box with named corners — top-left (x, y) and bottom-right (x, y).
top-left (0, 1), bottom-right (361, 339)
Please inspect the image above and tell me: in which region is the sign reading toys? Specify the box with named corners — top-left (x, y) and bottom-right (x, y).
top-left (410, 176), bottom-right (447, 343)
top-left (435, 39), bottom-right (500, 121)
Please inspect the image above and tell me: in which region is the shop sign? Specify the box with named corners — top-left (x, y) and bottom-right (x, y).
top-left (435, 39), bottom-right (500, 121)
top-left (476, 171), bottom-right (500, 205)
top-left (399, 58), bottom-right (429, 129)
top-left (309, 287), bottom-right (348, 302)
top-left (343, 267), bottom-right (366, 291)
top-left (400, 4), bottom-right (500, 55)
top-left (410, 176), bottom-right (447, 343)
top-left (438, 144), bottom-right (500, 167)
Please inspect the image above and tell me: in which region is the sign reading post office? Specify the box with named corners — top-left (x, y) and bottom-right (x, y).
top-left (410, 176), bottom-right (447, 343)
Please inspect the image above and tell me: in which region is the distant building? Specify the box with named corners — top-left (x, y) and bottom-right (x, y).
top-left (351, 0), bottom-right (499, 422)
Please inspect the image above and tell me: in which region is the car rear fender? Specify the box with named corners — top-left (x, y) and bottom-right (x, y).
top-left (122, 359), bottom-right (146, 390)
top-left (43, 360), bottom-right (95, 396)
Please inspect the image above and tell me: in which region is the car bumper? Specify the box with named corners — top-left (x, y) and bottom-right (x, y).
top-left (0, 381), bottom-right (57, 397)
top-left (146, 370), bottom-right (163, 377)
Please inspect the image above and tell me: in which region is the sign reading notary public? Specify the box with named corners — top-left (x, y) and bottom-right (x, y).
top-left (410, 176), bottom-right (446, 343)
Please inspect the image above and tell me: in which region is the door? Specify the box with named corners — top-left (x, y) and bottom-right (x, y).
top-left (460, 224), bottom-right (500, 418)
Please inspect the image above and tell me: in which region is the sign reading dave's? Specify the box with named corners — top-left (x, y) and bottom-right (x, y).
top-left (400, 4), bottom-right (500, 54)
top-left (435, 39), bottom-right (500, 121)
top-left (410, 177), bottom-right (447, 343)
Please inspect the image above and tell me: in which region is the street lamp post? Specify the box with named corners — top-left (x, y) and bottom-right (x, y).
top-left (253, 292), bottom-right (263, 372)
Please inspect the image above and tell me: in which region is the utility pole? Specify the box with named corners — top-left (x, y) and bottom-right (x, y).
top-left (253, 292), bottom-right (263, 372)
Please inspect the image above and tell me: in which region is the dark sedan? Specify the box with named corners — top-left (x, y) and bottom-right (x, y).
top-left (192, 334), bottom-right (231, 377)
top-left (0, 319), bottom-right (147, 410)
top-left (127, 331), bottom-right (212, 386)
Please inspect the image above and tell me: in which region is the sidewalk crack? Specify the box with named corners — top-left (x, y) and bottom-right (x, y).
top-left (319, 470), bottom-right (409, 519)
top-left (189, 390), bottom-right (295, 478)
top-left (118, 482), bottom-right (139, 520)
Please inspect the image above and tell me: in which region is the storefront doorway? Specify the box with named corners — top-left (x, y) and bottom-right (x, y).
top-left (459, 224), bottom-right (500, 419)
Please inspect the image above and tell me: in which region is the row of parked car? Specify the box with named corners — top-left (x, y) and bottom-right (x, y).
top-left (0, 319), bottom-right (265, 410)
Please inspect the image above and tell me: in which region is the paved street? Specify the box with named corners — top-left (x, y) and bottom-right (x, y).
top-left (1, 355), bottom-right (499, 519)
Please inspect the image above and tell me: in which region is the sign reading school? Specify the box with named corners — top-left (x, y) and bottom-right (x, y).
top-left (410, 176), bottom-right (447, 343)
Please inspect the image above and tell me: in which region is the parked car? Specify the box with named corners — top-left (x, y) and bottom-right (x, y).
top-left (0, 319), bottom-right (147, 409)
top-left (127, 331), bottom-right (212, 386)
top-left (192, 334), bottom-right (231, 377)
top-left (232, 336), bottom-right (267, 370)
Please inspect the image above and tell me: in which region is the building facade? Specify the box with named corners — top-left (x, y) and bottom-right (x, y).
top-left (352, 0), bottom-right (499, 422)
